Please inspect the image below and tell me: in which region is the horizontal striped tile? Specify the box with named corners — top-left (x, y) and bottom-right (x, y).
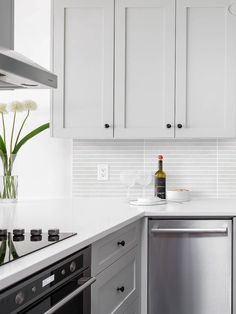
top-left (72, 138), bottom-right (236, 198)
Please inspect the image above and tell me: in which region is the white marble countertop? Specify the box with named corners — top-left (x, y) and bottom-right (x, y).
top-left (1, 198), bottom-right (236, 290)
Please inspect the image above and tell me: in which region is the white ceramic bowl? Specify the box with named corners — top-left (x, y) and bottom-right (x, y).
top-left (167, 190), bottom-right (190, 202)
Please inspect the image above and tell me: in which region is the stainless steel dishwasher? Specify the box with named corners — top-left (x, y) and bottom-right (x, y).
top-left (148, 219), bottom-right (232, 314)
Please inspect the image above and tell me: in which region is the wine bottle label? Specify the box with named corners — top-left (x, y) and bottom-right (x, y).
top-left (155, 178), bottom-right (166, 199)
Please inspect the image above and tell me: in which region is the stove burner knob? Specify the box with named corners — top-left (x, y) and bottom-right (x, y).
top-left (0, 229), bottom-right (7, 236)
top-left (30, 235), bottom-right (42, 242)
top-left (13, 229), bottom-right (25, 236)
top-left (13, 235), bottom-right (25, 242)
top-left (61, 269), bottom-right (66, 276)
top-left (48, 235), bottom-right (59, 242)
top-left (48, 229), bottom-right (60, 236)
top-left (70, 261), bottom-right (76, 273)
top-left (30, 229), bottom-right (42, 236)
top-left (15, 291), bottom-right (24, 305)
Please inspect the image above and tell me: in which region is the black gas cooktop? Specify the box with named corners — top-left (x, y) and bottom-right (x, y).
top-left (0, 229), bottom-right (76, 266)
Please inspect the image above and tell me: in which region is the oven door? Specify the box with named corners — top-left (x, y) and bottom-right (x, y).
top-left (21, 269), bottom-right (95, 314)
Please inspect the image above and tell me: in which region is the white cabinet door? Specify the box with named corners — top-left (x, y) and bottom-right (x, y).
top-left (114, 0), bottom-right (175, 139)
top-left (52, 0), bottom-right (114, 138)
top-left (176, 0), bottom-right (236, 138)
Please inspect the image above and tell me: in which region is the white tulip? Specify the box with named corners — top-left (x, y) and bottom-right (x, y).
top-left (0, 103), bottom-right (8, 114)
top-left (9, 101), bottom-right (25, 112)
top-left (23, 100), bottom-right (38, 111)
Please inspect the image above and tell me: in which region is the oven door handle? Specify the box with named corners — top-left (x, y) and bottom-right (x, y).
top-left (44, 276), bottom-right (96, 314)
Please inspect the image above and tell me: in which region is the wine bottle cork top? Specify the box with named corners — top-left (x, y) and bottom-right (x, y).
top-left (158, 155), bottom-right (163, 160)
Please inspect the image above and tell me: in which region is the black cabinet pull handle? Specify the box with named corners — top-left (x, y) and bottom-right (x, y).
top-left (117, 286), bottom-right (125, 293)
top-left (177, 124), bottom-right (183, 129)
top-left (117, 240), bottom-right (125, 247)
top-left (104, 124), bottom-right (110, 128)
top-left (166, 124), bottom-right (171, 129)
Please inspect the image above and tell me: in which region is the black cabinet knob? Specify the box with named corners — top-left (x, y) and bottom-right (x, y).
top-left (177, 124), bottom-right (183, 129)
top-left (117, 286), bottom-right (125, 293)
top-left (117, 240), bottom-right (125, 247)
top-left (104, 124), bottom-right (110, 128)
top-left (166, 124), bottom-right (172, 129)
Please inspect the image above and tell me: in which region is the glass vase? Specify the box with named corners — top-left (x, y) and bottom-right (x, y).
top-left (0, 175), bottom-right (18, 203)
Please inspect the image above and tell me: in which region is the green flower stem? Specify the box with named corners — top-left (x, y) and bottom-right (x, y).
top-left (0, 240), bottom-right (6, 265)
top-left (2, 175), bottom-right (17, 199)
top-left (1, 113), bottom-right (6, 144)
top-left (0, 117), bottom-right (8, 175)
top-left (10, 111), bottom-right (16, 158)
top-left (0, 115), bottom-right (49, 201)
top-left (9, 111), bottom-right (16, 174)
top-left (14, 109), bottom-right (30, 147)
top-left (8, 238), bottom-right (19, 260)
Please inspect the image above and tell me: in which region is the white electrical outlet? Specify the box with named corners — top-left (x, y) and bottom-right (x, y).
top-left (97, 164), bottom-right (109, 181)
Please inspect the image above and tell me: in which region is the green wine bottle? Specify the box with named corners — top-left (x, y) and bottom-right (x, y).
top-left (154, 155), bottom-right (166, 199)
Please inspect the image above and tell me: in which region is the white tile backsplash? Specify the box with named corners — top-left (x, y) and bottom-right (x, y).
top-left (73, 139), bottom-right (236, 198)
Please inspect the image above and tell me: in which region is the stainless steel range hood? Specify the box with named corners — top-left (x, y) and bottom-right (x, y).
top-left (0, 0), bottom-right (57, 89)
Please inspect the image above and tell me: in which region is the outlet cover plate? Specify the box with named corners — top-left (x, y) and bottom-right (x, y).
top-left (97, 164), bottom-right (109, 181)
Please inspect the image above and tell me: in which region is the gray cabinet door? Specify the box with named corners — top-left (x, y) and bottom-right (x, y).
top-left (52, 0), bottom-right (114, 138)
top-left (92, 221), bottom-right (140, 276)
top-left (91, 247), bottom-right (139, 314)
top-left (114, 0), bottom-right (175, 139)
top-left (149, 219), bottom-right (232, 314)
top-left (175, 0), bottom-right (236, 138)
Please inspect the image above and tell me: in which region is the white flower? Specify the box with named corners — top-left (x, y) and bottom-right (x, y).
top-left (9, 101), bottom-right (25, 112)
top-left (23, 100), bottom-right (38, 111)
top-left (0, 103), bottom-right (8, 114)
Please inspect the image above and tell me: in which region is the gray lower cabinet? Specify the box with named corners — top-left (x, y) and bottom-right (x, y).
top-left (91, 247), bottom-right (139, 314)
top-left (123, 299), bottom-right (139, 314)
top-left (91, 221), bottom-right (141, 314)
top-left (92, 221), bottom-right (140, 275)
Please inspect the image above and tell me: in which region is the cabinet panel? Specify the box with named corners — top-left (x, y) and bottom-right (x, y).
top-left (114, 0), bottom-right (175, 139)
top-left (92, 221), bottom-right (140, 276)
top-left (176, 0), bottom-right (236, 138)
top-left (91, 247), bottom-right (139, 314)
top-left (52, 0), bottom-right (114, 138)
top-left (124, 299), bottom-right (139, 314)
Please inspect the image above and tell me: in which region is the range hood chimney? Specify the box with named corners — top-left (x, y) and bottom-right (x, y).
top-left (0, 0), bottom-right (57, 89)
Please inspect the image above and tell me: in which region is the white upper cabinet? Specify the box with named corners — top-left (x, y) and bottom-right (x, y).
top-left (52, 0), bottom-right (236, 139)
top-left (52, 0), bottom-right (114, 138)
top-left (114, 0), bottom-right (175, 139)
top-left (175, 0), bottom-right (236, 138)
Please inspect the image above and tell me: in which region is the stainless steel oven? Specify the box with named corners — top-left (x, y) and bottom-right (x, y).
top-left (0, 246), bottom-right (95, 314)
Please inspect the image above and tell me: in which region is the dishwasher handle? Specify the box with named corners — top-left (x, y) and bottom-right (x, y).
top-left (151, 227), bottom-right (228, 234)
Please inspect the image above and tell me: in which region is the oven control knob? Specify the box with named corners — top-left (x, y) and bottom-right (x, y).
top-left (70, 261), bottom-right (76, 273)
top-left (15, 291), bottom-right (25, 305)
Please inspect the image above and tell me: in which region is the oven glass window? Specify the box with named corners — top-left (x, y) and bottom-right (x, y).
top-left (22, 275), bottom-right (90, 314)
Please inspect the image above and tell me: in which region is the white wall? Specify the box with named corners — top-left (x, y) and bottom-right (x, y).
top-left (0, 0), bottom-right (71, 199)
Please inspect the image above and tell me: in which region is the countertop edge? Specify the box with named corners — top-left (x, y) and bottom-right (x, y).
top-left (0, 212), bottom-right (144, 291)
